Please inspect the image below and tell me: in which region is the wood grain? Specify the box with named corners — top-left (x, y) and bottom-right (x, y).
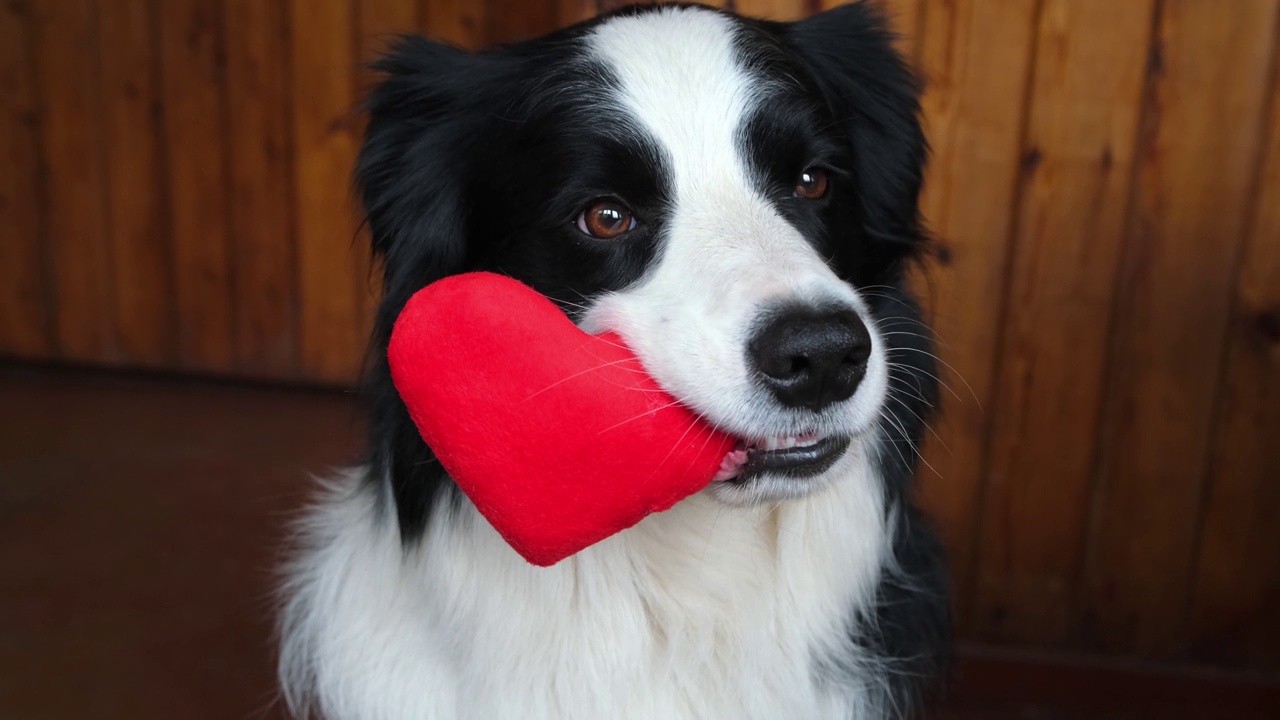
top-left (913, 0), bottom-right (1041, 629)
top-left (971, 0), bottom-right (1155, 647)
top-left (33, 0), bottom-right (114, 361)
top-left (366, 0), bottom-right (420, 37)
top-left (159, 0), bottom-right (235, 372)
top-left (736, 0), bottom-right (810, 21)
top-left (1081, 0), bottom-right (1280, 656)
top-left (556, 0), bottom-right (597, 27)
top-left (98, 0), bottom-right (174, 367)
top-left (420, 0), bottom-right (485, 48)
top-left (291, 0), bottom-right (364, 382)
top-left (1190, 26), bottom-right (1280, 669)
top-left (487, 0), bottom-right (558, 45)
top-left (0, 0), bottom-right (51, 357)
top-left (224, 0), bottom-right (296, 377)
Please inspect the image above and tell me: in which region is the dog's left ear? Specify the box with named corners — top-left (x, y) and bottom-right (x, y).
top-left (784, 3), bottom-right (926, 249)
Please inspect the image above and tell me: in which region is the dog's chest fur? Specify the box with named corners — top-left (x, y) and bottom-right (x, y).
top-left (282, 446), bottom-right (890, 720)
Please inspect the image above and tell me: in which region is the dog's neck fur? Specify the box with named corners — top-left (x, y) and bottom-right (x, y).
top-left (280, 438), bottom-right (893, 720)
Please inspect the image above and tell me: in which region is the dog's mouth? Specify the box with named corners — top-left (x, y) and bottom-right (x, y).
top-left (712, 432), bottom-right (851, 484)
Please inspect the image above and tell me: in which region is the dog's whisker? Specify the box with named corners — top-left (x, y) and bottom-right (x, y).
top-left (594, 400), bottom-right (684, 435)
top-left (878, 408), bottom-right (941, 479)
top-left (885, 357), bottom-right (963, 405)
top-left (644, 411), bottom-right (704, 483)
top-left (885, 347), bottom-right (982, 411)
top-left (885, 391), bottom-right (949, 454)
top-left (522, 357), bottom-right (646, 401)
top-left (874, 409), bottom-right (916, 476)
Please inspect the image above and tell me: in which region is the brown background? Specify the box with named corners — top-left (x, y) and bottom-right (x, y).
top-left (2, 0), bottom-right (1278, 679)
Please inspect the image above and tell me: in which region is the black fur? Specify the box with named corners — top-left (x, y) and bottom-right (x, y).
top-left (355, 2), bottom-right (948, 715)
top-left (357, 22), bottom-right (676, 536)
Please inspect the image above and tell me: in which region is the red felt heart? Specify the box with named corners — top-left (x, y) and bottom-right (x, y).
top-left (388, 272), bottom-right (736, 566)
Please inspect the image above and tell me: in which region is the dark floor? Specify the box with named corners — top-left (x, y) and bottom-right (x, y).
top-left (1, 364), bottom-right (1276, 719)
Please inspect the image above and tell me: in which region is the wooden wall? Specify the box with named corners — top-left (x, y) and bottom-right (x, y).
top-left (2, 0), bottom-right (1278, 672)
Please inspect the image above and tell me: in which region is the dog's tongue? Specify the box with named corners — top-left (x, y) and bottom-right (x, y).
top-left (713, 448), bottom-right (749, 481)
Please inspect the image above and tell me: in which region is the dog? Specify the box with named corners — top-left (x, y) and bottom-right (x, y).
top-left (279, 3), bottom-right (949, 718)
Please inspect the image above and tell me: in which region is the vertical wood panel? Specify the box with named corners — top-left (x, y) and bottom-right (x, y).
top-left (34, 0), bottom-right (114, 361)
top-left (487, 0), bottom-right (558, 45)
top-left (225, 0), bottom-right (297, 376)
top-left (420, 0), bottom-right (485, 48)
top-left (556, 0), bottom-right (597, 27)
top-left (913, 0), bottom-right (1041, 627)
top-left (99, 0), bottom-right (175, 366)
top-left (160, 0), bottom-right (236, 371)
top-left (5, 0), bottom-right (1280, 667)
top-left (1082, 0), bottom-right (1280, 656)
top-left (0, 0), bottom-right (51, 357)
top-left (292, 0), bottom-right (363, 382)
top-left (365, 0), bottom-right (420, 34)
top-left (1190, 26), bottom-right (1280, 669)
top-left (971, 0), bottom-right (1155, 647)
top-left (736, 0), bottom-right (810, 21)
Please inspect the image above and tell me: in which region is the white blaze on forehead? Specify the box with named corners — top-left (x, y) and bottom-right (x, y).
top-left (586, 7), bottom-right (757, 197)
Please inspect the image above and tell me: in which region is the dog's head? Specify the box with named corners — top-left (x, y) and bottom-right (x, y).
top-left (361, 2), bottom-right (928, 524)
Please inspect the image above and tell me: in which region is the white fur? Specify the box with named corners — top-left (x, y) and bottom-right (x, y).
top-left (280, 7), bottom-right (898, 718)
top-left (282, 446), bottom-right (890, 719)
top-left (581, 8), bottom-right (890, 508)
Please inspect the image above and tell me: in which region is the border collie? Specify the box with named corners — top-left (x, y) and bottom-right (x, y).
top-left (279, 3), bottom-right (949, 718)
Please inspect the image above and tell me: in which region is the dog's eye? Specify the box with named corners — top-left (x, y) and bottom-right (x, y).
top-left (576, 199), bottom-right (636, 239)
top-left (794, 168), bottom-right (829, 200)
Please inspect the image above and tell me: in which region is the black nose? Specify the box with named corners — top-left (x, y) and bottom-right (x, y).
top-left (748, 306), bottom-right (872, 412)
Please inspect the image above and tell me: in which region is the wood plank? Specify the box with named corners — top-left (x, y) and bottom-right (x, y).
top-left (1190, 29), bottom-right (1280, 669)
top-left (735, 0), bottom-right (810, 21)
top-left (291, 0), bottom-right (364, 382)
top-left (486, 0), bottom-right (557, 45)
top-left (365, 0), bottom-right (419, 44)
top-left (224, 0), bottom-right (296, 377)
top-left (98, 0), bottom-right (174, 367)
top-left (912, 0), bottom-right (1041, 630)
top-left (33, 0), bottom-right (114, 362)
top-left (1081, 0), bottom-right (1280, 656)
top-left (420, 0), bottom-right (486, 48)
top-left (0, 0), bottom-right (51, 357)
top-left (159, 0), bottom-right (235, 372)
top-left (556, 0), bottom-right (597, 27)
top-left (971, 0), bottom-right (1155, 648)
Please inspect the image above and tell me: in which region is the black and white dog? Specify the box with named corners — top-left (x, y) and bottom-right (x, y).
top-left (280, 2), bottom-right (949, 718)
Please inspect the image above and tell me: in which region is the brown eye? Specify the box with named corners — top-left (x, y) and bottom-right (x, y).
top-left (576, 199), bottom-right (636, 239)
top-left (794, 167), bottom-right (829, 199)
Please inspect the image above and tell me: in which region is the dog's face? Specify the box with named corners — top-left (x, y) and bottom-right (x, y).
top-left (362, 3), bottom-right (926, 509)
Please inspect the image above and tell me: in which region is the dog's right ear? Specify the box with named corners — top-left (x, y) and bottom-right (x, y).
top-left (357, 37), bottom-right (496, 301)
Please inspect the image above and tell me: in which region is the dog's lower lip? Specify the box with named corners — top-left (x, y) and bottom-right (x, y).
top-left (725, 435), bottom-right (850, 484)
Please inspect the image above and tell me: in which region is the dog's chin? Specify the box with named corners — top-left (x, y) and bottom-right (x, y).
top-left (705, 432), bottom-right (865, 507)
top-left (708, 472), bottom-right (839, 506)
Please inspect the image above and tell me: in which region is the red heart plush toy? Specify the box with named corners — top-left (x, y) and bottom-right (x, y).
top-left (388, 272), bottom-right (736, 566)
